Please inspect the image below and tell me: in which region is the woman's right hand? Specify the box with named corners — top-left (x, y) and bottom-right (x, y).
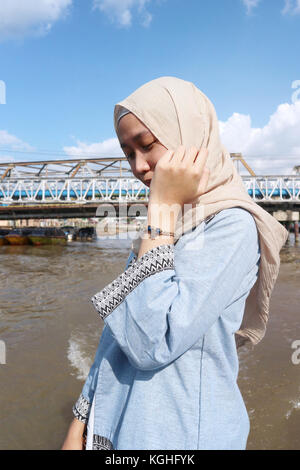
top-left (61, 418), bottom-right (86, 450)
top-left (148, 145), bottom-right (210, 208)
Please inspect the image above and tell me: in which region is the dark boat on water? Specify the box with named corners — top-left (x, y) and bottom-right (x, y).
top-left (4, 227), bottom-right (34, 245)
top-left (61, 226), bottom-right (77, 241)
top-left (0, 228), bottom-right (11, 246)
top-left (76, 227), bottom-right (97, 241)
top-left (28, 227), bottom-right (67, 246)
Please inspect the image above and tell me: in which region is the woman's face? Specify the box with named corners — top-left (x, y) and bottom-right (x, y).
top-left (117, 112), bottom-right (167, 187)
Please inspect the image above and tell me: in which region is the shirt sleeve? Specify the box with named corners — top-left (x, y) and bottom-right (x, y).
top-left (72, 250), bottom-right (137, 423)
top-left (72, 336), bottom-right (104, 423)
top-left (90, 209), bottom-right (260, 371)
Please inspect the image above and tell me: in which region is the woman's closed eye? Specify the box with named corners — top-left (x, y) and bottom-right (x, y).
top-left (141, 141), bottom-right (156, 153)
top-left (142, 143), bottom-right (153, 150)
top-left (126, 140), bottom-right (157, 159)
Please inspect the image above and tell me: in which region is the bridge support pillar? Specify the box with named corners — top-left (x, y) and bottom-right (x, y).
top-left (295, 222), bottom-right (299, 244)
top-left (272, 210), bottom-right (299, 222)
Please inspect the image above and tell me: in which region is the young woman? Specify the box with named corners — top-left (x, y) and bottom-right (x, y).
top-left (62, 76), bottom-right (288, 450)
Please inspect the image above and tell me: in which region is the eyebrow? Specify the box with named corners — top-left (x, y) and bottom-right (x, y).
top-left (120, 130), bottom-right (152, 149)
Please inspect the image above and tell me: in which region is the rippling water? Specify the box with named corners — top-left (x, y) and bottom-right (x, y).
top-left (0, 233), bottom-right (299, 450)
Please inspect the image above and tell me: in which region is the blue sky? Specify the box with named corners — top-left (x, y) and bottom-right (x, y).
top-left (0, 0), bottom-right (300, 174)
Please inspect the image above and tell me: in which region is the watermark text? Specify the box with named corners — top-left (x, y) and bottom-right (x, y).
top-left (0, 340), bottom-right (6, 364)
top-left (94, 202), bottom-right (205, 250)
top-left (291, 80), bottom-right (300, 104)
top-left (291, 340), bottom-right (300, 365)
top-left (0, 80), bottom-right (6, 104)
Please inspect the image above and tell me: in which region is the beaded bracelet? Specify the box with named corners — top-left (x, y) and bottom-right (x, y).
top-left (146, 225), bottom-right (175, 240)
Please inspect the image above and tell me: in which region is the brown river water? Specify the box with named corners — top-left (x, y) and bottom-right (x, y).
top-left (0, 232), bottom-right (299, 450)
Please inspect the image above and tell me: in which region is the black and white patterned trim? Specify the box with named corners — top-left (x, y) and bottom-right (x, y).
top-left (93, 434), bottom-right (114, 450)
top-left (72, 393), bottom-right (91, 424)
top-left (90, 244), bottom-right (174, 320)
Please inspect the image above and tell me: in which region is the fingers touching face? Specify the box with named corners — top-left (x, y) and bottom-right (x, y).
top-left (117, 114), bottom-right (209, 188)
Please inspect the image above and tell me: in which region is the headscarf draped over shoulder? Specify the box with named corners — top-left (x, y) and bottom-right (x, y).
top-left (114, 76), bottom-right (289, 349)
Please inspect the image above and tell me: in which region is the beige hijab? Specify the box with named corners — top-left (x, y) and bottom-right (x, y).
top-left (114, 76), bottom-right (289, 349)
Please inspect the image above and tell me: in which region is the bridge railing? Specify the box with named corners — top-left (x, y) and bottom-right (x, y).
top-left (242, 176), bottom-right (300, 201)
top-left (0, 176), bottom-right (300, 204)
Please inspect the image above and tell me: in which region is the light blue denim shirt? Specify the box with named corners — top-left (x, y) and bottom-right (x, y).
top-left (72, 207), bottom-right (261, 450)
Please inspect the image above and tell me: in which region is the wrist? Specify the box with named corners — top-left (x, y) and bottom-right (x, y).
top-left (147, 201), bottom-right (182, 234)
top-left (71, 418), bottom-right (86, 436)
top-left (144, 225), bottom-right (175, 240)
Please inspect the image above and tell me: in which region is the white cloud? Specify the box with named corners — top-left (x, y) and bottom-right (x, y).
top-left (65, 99), bottom-right (300, 176)
top-left (93, 0), bottom-right (153, 27)
top-left (242, 0), bottom-right (300, 15)
top-left (3, 101), bottom-right (300, 177)
top-left (0, 130), bottom-right (33, 150)
top-left (63, 137), bottom-right (123, 158)
top-left (219, 100), bottom-right (300, 175)
top-left (282, 0), bottom-right (300, 15)
top-left (242, 0), bottom-right (261, 15)
top-left (0, 0), bottom-right (72, 42)
top-left (63, 137), bottom-right (132, 175)
top-left (0, 130), bottom-right (34, 163)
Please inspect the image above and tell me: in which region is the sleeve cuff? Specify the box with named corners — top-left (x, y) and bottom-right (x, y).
top-left (72, 393), bottom-right (91, 424)
top-left (90, 244), bottom-right (175, 321)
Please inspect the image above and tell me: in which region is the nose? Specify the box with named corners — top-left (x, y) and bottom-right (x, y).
top-left (134, 152), bottom-right (151, 175)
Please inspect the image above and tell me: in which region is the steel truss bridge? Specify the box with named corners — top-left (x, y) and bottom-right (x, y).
top-left (0, 156), bottom-right (299, 220)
